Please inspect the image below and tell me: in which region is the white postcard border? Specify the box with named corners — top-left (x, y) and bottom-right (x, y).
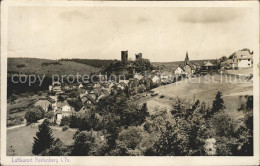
top-left (1, 1), bottom-right (259, 165)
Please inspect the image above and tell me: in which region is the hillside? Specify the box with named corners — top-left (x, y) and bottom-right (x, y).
top-left (8, 58), bottom-right (100, 76)
top-left (60, 58), bottom-right (117, 69)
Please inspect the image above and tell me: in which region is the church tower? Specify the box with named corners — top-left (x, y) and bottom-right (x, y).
top-left (184, 51), bottom-right (189, 65)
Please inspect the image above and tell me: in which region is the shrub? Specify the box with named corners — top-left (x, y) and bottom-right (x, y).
top-left (60, 116), bottom-right (70, 126)
top-left (62, 126), bottom-right (69, 131)
top-left (25, 107), bottom-right (45, 124)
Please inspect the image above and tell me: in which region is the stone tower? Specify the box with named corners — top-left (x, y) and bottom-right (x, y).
top-left (121, 50), bottom-right (128, 62)
top-left (135, 53), bottom-right (142, 60)
top-left (184, 51), bottom-right (189, 65)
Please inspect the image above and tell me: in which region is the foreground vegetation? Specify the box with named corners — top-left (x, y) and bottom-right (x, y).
top-left (10, 91), bottom-right (252, 156)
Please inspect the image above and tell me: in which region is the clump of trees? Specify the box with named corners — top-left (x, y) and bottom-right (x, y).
top-left (104, 59), bottom-right (155, 75)
top-left (25, 106), bottom-right (45, 124)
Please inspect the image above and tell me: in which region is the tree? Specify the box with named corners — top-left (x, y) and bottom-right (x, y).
top-left (41, 138), bottom-right (70, 156)
top-left (236, 96), bottom-right (253, 156)
top-left (47, 104), bottom-right (53, 111)
top-left (117, 126), bottom-right (142, 150)
top-left (32, 119), bottom-right (54, 155)
top-left (57, 95), bottom-right (65, 102)
top-left (44, 110), bottom-right (54, 120)
top-left (211, 91), bottom-right (225, 116)
top-left (60, 116), bottom-right (70, 126)
top-left (71, 131), bottom-right (92, 156)
top-left (153, 122), bottom-right (187, 156)
top-left (25, 107), bottom-right (45, 124)
top-left (69, 115), bottom-right (80, 128)
top-left (219, 56), bottom-right (228, 62)
top-left (68, 97), bottom-right (83, 112)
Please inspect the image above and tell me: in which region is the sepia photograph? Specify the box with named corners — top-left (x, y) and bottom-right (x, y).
top-left (1, 1), bottom-right (259, 165)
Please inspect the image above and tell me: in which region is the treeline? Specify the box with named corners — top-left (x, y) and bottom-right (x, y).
top-left (7, 76), bottom-right (53, 98)
top-left (60, 58), bottom-right (117, 68)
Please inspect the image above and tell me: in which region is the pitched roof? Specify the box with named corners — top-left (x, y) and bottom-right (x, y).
top-left (35, 96), bottom-right (55, 103)
top-left (203, 61), bottom-right (213, 66)
top-left (57, 101), bottom-right (71, 108)
top-left (185, 63), bottom-right (196, 70)
top-left (175, 66), bottom-right (184, 71)
top-left (85, 94), bottom-right (96, 104)
top-left (134, 73), bottom-right (144, 80)
top-left (234, 50), bottom-right (253, 60)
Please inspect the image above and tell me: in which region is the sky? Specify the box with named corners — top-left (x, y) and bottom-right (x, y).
top-left (7, 6), bottom-right (256, 62)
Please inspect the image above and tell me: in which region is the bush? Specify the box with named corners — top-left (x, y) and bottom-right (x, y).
top-left (62, 126), bottom-right (69, 131)
top-left (60, 116), bottom-right (70, 126)
top-left (25, 107), bottom-right (45, 124)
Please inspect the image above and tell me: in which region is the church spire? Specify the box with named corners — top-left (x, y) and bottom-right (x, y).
top-left (184, 51), bottom-right (189, 65)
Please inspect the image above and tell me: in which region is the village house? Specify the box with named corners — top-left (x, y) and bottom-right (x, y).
top-left (201, 61), bottom-right (214, 71)
top-left (174, 66), bottom-right (185, 75)
top-left (88, 90), bottom-right (97, 100)
top-left (78, 83), bottom-right (84, 89)
top-left (232, 50), bottom-right (253, 69)
top-left (151, 75), bottom-right (161, 85)
top-left (34, 97), bottom-right (55, 112)
top-left (160, 71), bottom-right (173, 84)
top-left (50, 82), bottom-right (62, 93)
top-left (85, 94), bottom-right (97, 106)
top-left (134, 73), bottom-right (144, 81)
top-left (55, 101), bottom-right (75, 125)
top-left (183, 64), bottom-right (195, 75)
top-left (221, 49), bottom-right (253, 70)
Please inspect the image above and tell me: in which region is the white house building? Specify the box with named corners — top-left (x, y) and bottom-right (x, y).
top-left (234, 50), bottom-right (253, 68)
top-left (55, 102), bottom-right (75, 125)
top-left (174, 66), bottom-right (185, 75)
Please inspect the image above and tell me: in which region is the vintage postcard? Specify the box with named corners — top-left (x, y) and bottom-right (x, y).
top-left (1, 0), bottom-right (259, 165)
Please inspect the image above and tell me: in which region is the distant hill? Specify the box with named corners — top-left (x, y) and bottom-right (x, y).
top-left (8, 58), bottom-right (100, 76)
top-left (60, 58), bottom-right (117, 69)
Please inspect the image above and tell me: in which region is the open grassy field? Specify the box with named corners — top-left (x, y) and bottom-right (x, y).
top-left (7, 125), bottom-right (76, 156)
top-left (224, 68), bottom-right (253, 76)
top-left (138, 74), bottom-right (252, 118)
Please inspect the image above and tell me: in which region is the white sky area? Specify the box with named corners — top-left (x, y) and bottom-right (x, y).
top-left (8, 6), bottom-right (255, 62)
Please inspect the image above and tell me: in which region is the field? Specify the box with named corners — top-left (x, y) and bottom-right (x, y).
top-left (7, 95), bottom-right (39, 127)
top-left (138, 73), bottom-right (253, 118)
top-left (7, 125), bottom-right (76, 156)
top-left (224, 68), bottom-right (253, 76)
top-left (8, 58), bottom-right (100, 76)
